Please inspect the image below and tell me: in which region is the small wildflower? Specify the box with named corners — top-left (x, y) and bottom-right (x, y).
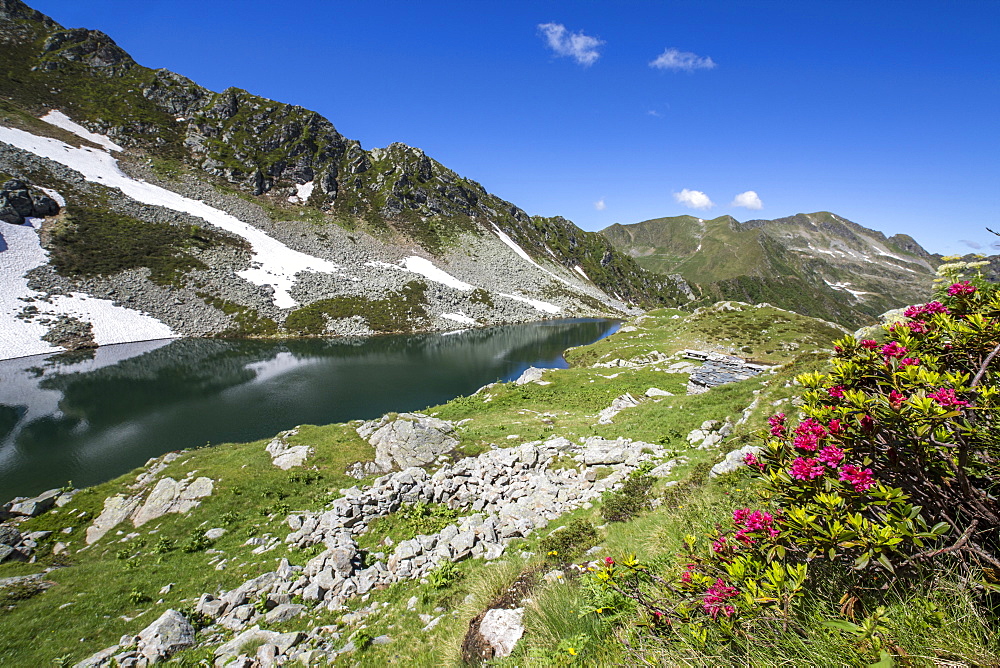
top-left (889, 390), bottom-right (906, 410)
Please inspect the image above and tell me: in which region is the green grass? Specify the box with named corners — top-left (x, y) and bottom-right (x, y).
top-left (283, 280), bottom-right (429, 335)
top-left (48, 205), bottom-right (242, 286)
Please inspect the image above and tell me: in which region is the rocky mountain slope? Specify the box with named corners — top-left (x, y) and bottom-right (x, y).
top-left (601, 212), bottom-right (936, 328)
top-left (0, 0), bottom-right (693, 360)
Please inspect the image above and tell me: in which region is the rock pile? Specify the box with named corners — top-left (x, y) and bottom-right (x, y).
top-left (684, 351), bottom-right (772, 394)
top-left (124, 435), bottom-right (680, 650)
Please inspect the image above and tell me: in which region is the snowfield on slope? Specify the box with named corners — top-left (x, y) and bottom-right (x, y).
top-left (0, 114), bottom-right (339, 308)
top-left (0, 216), bottom-right (177, 360)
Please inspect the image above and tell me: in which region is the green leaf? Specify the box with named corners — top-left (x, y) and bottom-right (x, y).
top-left (821, 619), bottom-right (862, 634)
top-left (868, 650), bottom-right (895, 668)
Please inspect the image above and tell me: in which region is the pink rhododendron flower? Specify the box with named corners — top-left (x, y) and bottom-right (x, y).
top-left (711, 536), bottom-right (729, 554)
top-left (905, 301), bottom-right (950, 319)
top-left (604, 557), bottom-right (614, 566)
top-left (702, 579), bottom-right (739, 619)
top-left (900, 357), bottom-right (920, 367)
top-left (768, 413), bottom-right (787, 437)
top-left (827, 419), bottom-right (843, 435)
top-left (928, 387), bottom-right (968, 408)
top-left (860, 414), bottom-right (875, 432)
top-left (793, 418), bottom-right (827, 451)
top-left (817, 445), bottom-right (845, 467)
top-left (789, 457), bottom-right (826, 480)
top-left (947, 281), bottom-right (976, 296)
top-left (839, 465), bottom-right (875, 492)
top-left (889, 390), bottom-right (906, 410)
top-left (732, 508), bottom-right (780, 543)
top-left (860, 339), bottom-right (879, 350)
top-left (906, 321), bottom-right (928, 334)
top-left (681, 571), bottom-right (692, 584)
top-left (743, 452), bottom-right (764, 469)
top-left (881, 342), bottom-right (908, 359)
top-left (828, 385), bottom-right (845, 398)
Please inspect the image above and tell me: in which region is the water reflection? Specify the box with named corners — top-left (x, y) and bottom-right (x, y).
top-left (0, 319), bottom-right (617, 500)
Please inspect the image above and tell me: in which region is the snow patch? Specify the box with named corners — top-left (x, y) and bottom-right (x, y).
top-left (573, 265), bottom-right (590, 280)
top-left (492, 225), bottom-right (572, 286)
top-left (0, 119), bottom-right (339, 308)
top-left (0, 217), bottom-right (177, 360)
top-left (36, 186), bottom-right (65, 208)
top-left (441, 312), bottom-right (477, 325)
top-left (498, 292), bottom-right (561, 314)
top-left (40, 110), bottom-right (124, 152)
top-left (824, 279), bottom-right (870, 299)
top-left (287, 181), bottom-right (315, 203)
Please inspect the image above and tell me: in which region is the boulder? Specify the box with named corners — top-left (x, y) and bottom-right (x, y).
top-left (131, 476), bottom-right (214, 527)
top-left (478, 608), bottom-right (525, 658)
top-left (597, 393), bottom-right (641, 424)
top-left (710, 445), bottom-right (764, 477)
top-left (358, 413), bottom-right (459, 471)
top-left (514, 367), bottom-right (544, 385)
top-left (265, 429), bottom-right (313, 470)
top-left (86, 495), bottom-right (141, 544)
top-left (8, 488), bottom-right (61, 517)
top-left (0, 525), bottom-right (20, 546)
top-left (136, 609), bottom-right (195, 663)
top-left (645, 387), bottom-right (673, 397)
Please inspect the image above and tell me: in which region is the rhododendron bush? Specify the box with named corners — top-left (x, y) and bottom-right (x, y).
top-left (594, 270), bottom-right (999, 643)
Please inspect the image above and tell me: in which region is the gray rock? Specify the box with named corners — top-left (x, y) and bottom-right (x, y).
top-left (265, 603), bottom-right (305, 624)
top-left (478, 607), bottom-right (525, 658)
top-left (86, 495), bottom-right (142, 544)
top-left (644, 387), bottom-right (673, 397)
top-left (72, 645), bottom-right (120, 668)
top-left (358, 413), bottom-right (459, 471)
top-left (204, 528), bottom-right (226, 540)
top-left (131, 476), bottom-right (214, 527)
top-left (597, 393), bottom-right (641, 424)
top-left (0, 525), bottom-right (20, 546)
top-left (514, 367), bottom-right (544, 385)
top-left (8, 488), bottom-right (61, 517)
top-left (136, 609), bottom-right (195, 663)
top-left (710, 445), bottom-right (764, 478)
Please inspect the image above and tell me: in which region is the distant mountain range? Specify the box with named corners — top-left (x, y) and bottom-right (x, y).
top-left (601, 212), bottom-right (940, 328)
top-left (0, 0), bottom-right (962, 358)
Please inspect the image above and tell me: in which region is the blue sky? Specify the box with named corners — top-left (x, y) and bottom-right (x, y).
top-left (29, 0), bottom-right (1000, 255)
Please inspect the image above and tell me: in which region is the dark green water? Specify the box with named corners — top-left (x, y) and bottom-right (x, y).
top-left (0, 318), bottom-right (617, 501)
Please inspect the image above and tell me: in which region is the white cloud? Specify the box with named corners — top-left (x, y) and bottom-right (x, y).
top-left (650, 48), bottom-right (716, 72)
top-left (594, 199), bottom-right (606, 211)
top-left (674, 189), bottom-right (714, 210)
top-left (731, 190), bottom-right (763, 210)
top-left (538, 23), bottom-right (604, 66)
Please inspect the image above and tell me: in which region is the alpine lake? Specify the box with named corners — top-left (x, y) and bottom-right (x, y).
top-left (0, 318), bottom-right (618, 501)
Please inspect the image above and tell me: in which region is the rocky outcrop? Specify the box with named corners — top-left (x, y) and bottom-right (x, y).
top-left (597, 393), bottom-right (642, 424)
top-left (357, 413), bottom-right (459, 472)
top-left (684, 350), bottom-right (772, 394)
top-left (478, 608), bottom-right (525, 658)
top-left (136, 609), bottom-right (195, 663)
top-left (131, 476), bottom-right (213, 527)
top-left (265, 429), bottom-right (313, 470)
top-left (0, 178), bottom-right (59, 225)
top-left (85, 471), bottom-right (214, 543)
